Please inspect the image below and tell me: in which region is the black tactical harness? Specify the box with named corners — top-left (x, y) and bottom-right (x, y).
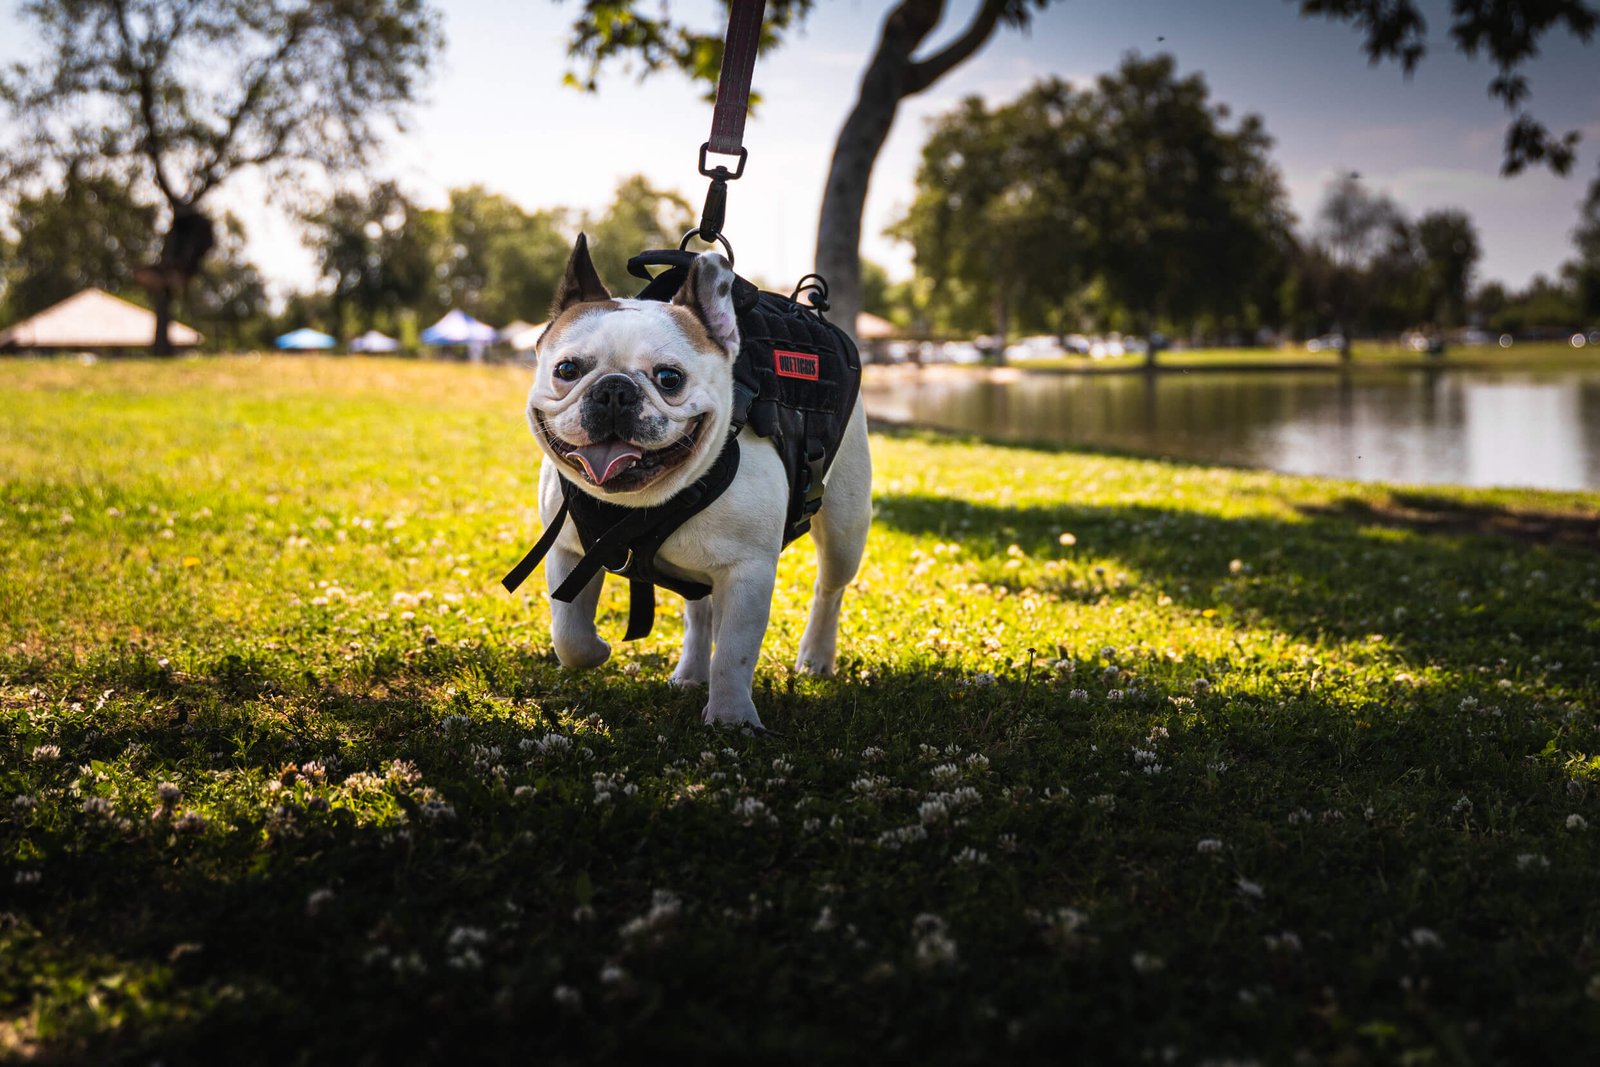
top-left (502, 249), bottom-right (861, 641)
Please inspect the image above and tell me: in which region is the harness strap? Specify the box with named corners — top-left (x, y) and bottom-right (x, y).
top-left (500, 432), bottom-right (742, 642)
top-left (501, 495), bottom-right (571, 595)
top-left (708, 0), bottom-right (766, 158)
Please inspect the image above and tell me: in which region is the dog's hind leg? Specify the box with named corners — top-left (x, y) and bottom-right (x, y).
top-left (796, 400), bottom-right (871, 677)
top-left (545, 544), bottom-right (611, 669)
top-left (671, 597), bottom-right (712, 687)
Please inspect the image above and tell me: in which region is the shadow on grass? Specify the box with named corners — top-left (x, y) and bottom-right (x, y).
top-left (1301, 491), bottom-right (1600, 552)
top-left (872, 491), bottom-right (1597, 677)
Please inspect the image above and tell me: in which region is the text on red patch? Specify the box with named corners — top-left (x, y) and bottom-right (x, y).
top-left (773, 349), bottom-right (820, 381)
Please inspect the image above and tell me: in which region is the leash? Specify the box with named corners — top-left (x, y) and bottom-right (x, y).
top-left (681, 0), bottom-right (767, 260)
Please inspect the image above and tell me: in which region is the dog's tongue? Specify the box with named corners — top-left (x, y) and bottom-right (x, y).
top-left (566, 440), bottom-right (643, 485)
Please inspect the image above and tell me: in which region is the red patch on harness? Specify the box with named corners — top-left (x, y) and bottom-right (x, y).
top-left (773, 348), bottom-right (820, 381)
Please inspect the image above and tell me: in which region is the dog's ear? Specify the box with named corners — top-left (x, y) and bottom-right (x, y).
top-left (551, 233), bottom-right (612, 318)
top-left (672, 253), bottom-right (740, 355)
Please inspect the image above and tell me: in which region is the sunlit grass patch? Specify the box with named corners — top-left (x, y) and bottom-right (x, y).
top-left (2, 356), bottom-right (1599, 1062)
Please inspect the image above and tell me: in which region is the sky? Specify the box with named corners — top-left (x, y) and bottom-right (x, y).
top-left (3, 0), bottom-right (1598, 305)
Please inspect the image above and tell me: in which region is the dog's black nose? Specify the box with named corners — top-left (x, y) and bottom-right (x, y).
top-left (590, 373), bottom-right (641, 412)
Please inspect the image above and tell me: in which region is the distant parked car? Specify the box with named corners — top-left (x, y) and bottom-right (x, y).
top-left (1088, 337), bottom-right (1126, 359)
top-left (1004, 335), bottom-right (1066, 361)
top-left (938, 340), bottom-right (983, 364)
top-left (1306, 334), bottom-right (1345, 352)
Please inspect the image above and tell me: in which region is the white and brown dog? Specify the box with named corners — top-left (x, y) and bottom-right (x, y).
top-left (525, 235), bottom-right (871, 729)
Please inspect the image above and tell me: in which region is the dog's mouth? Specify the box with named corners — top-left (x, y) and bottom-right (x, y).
top-left (536, 412), bottom-right (706, 492)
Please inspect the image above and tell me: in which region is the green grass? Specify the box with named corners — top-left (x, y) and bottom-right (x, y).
top-left (3, 356), bottom-right (1599, 1063)
top-left (1008, 339), bottom-right (1596, 372)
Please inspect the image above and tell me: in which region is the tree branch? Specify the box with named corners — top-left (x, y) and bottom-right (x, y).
top-left (109, 0), bottom-right (181, 206)
top-left (905, 0), bottom-right (1010, 95)
top-left (191, 12), bottom-right (313, 202)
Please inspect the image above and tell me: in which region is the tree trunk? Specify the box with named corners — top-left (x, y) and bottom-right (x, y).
top-left (814, 1), bottom-right (1009, 346)
top-left (152, 284), bottom-right (175, 356)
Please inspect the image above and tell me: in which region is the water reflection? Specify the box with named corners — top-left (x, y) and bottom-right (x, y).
top-left (860, 367), bottom-right (1600, 491)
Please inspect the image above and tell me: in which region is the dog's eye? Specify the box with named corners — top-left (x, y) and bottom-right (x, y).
top-left (654, 367), bottom-right (685, 393)
top-left (553, 358), bottom-right (581, 382)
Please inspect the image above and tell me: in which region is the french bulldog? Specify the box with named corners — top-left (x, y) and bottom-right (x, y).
top-left (524, 235), bottom-right (871, 729)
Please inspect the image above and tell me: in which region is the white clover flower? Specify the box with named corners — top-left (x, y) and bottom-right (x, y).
top-left (15, 870), bottom-right (41, 885)
top-left (12, 795), bottom-right (37, 811)
top-left (1068, 688), bottom-right (1089, 700)
top-left (531, 734), bottom-right (573, 756)
top-left (802, 817), bottom-right (821, 833)
top-left (1100, 646), bottom-right (1117, 660)
top-left (81, 797), bottom-right (113, 817)
top-left (953, 847), bottom-right (988, 866)
top-left (30, 744), bottom-right (61, 762)
top-left (1197, 838), bottom-right (1223, 854)
top-left (1404, 927), bottom-right (1444, 949)
top-left (598, 962), bottom-right (628, 985)
top-left (930, 763), bottom-right (960, 783)
top-left (1264, 931), bottom-right (1302, 953)
top-left (732, 796), bottom-right (768, 823)
top-left (1107, 689), bottom-right (1125, 702)
top-left (972, 672), bottom-right (997, 688)
top-left (1566, 814), bottom-right (1588, 831)
top-left (861, 746), bottom-right (885, 762)
top-left (156, 782), bottom-right (182, 805)
top-left (1130, 951), bottom-right (1165, 975)
top-left (448, 948), bottom-right (484, 971)
top-left (514, 785), bottom-right (536, 799)
top-left (447, 925), bottom-right (489, 951)
top-left (912, 914), bottom-right (958, 969)
top-left (306, 888), bottom-right (336, 916)
top-left (1451, 795), bottom-right (1473, 816)
top-left (1516, 852), bottom-right (1550, 871)
top-left (965, 753), bottom-right (990, 771)
top-left (1236, 877), bottom-right (1265, 899)
top-left (552, 984), bottom-right (582, 1008)
top-left (1132, 747), bottom-right (1159, 766)
top-left (812, 906), bottom-right (838, 933)
top-left (876, 824), bottom-right (928, 849)
top-left (175, 811), bottom-right (207, 833)
top-left (1190, 678), bottom-right (1212, 694)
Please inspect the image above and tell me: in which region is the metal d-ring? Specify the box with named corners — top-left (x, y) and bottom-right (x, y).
top-left (603, 549), bottom-right (634, 576)
top-left (679, 228), bottom-right (735, 265)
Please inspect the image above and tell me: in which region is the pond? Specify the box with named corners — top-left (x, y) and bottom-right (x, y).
top-left (860, 366), bottom-right (1600, 492)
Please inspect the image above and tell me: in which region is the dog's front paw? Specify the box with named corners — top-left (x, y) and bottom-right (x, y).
top-left (795, 653), bottom-right (837, 677)
top-left (669, 664), bottom-right (708, 688)
top-left (703, 698), bottom-right (764, 730)
top-left (553, 634), bottom-right (611, 670)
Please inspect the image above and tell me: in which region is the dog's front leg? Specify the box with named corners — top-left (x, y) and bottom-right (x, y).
top-left (545, 544), bottom-right (610, 669)
top-left (703, 562), bottom-right (776, 728)
top-left (671, 597), bottom-right (713, 687)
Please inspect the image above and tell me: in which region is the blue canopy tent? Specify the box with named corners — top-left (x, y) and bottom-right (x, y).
top-left (275, 328), bottom-right (336, 351)
top-left (421, 310), bottom-right (497, 360)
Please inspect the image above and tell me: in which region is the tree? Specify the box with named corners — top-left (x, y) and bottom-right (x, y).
top-left (1303, 174), bottom-right (1414, 359)
top-left (303, 182), bottom-right (434, 337)
top-left (556, 0), bottom-right (1593, 352)
top-left (0, 170), bottom-right (157, 320)
top-left (892, 59), bottom-right (1292, 360)
top-left (177, 214), bottom-right (271, 351)
top-left (417, 186), bottom-right (571, 326)
top-left (1415, 210), bottom-right (1481, 329)
top-left (582, 175), bottom-right (695, 288)
top-left (559, 1), bottom-right (1054, 343)
top-left (1296, 0), bottom-right (1598, 176)
top-left (0, 0), bottom-right (443, 353)
top-left (1566, 176), bottom-right (1600, 321)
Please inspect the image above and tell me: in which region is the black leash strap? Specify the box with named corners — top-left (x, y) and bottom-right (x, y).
top-left (690, 0), bottom-right (766, 247)
top-left (707, 0), bottom-right (765, 159)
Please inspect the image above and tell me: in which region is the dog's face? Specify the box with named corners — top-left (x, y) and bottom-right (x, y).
top-left (527, 236), bottom-right (741, 506)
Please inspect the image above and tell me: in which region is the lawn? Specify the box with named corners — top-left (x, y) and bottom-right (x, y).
top-left (3, 356), bottom-right (1599, 1063)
